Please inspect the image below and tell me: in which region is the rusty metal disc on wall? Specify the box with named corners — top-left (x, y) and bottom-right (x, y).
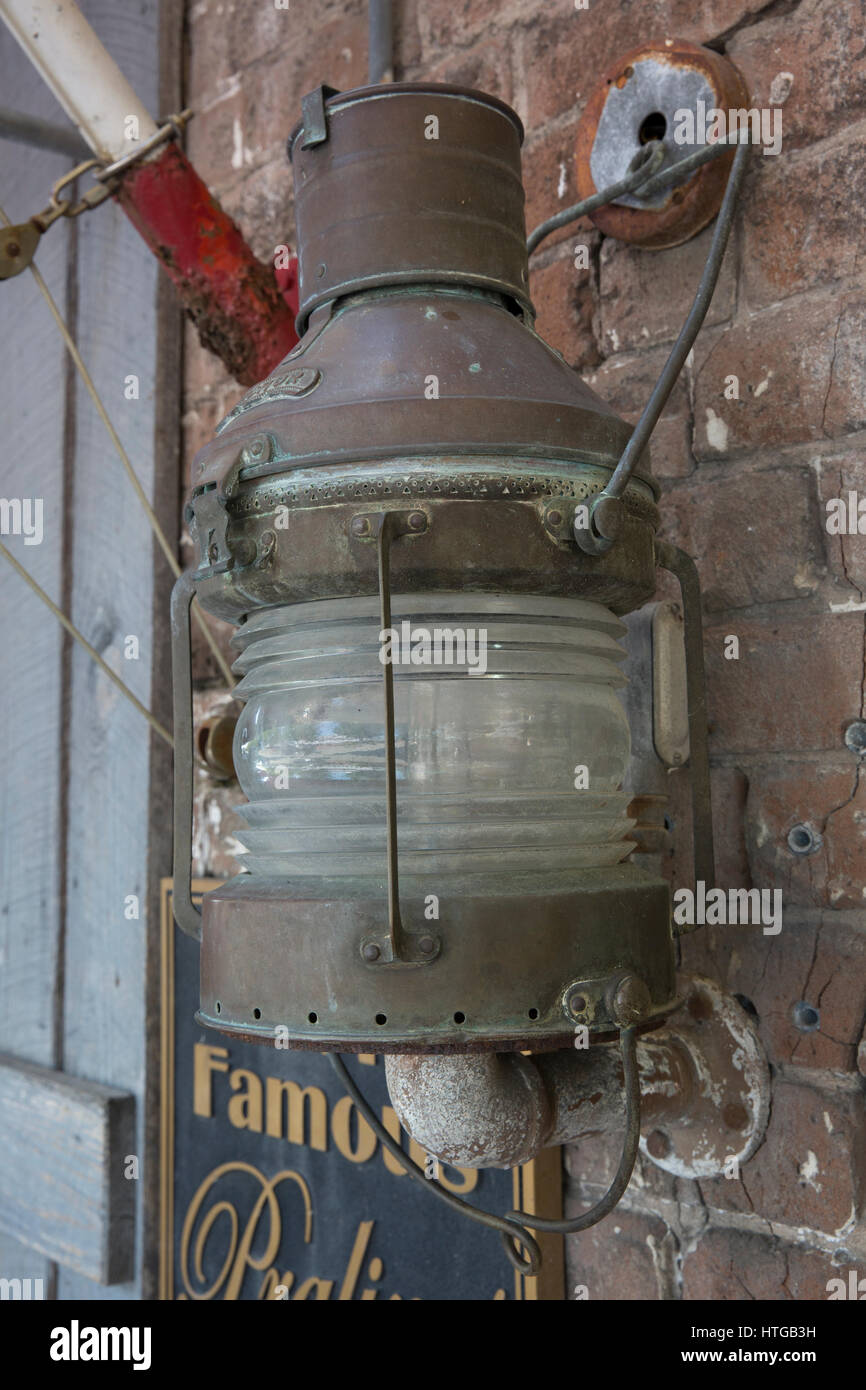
top-left (575, 39), bottom-right (750, 249)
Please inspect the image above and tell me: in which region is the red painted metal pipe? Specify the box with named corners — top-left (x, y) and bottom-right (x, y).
top-left (114, 141), bottom-right (298, 386)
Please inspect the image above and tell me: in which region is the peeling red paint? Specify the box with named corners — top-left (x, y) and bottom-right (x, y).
top-left (114, 142), bottom-right (298, 385)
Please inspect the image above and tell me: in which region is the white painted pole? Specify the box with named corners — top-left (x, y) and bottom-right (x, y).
top-left (0, 0), bottom-right (157, 163)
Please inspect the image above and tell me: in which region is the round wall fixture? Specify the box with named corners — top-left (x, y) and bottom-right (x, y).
top-left (575, 39), bottom-right (750, 248)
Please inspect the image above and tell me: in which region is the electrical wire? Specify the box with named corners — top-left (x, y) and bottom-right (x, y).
top-left (527, 129), bottom-right (750, 256)
top-left (527, 139), bottom-right (665, 254)
top-left (0, 200), bottom-right (236, 690)
top-left (329, 1025), bottom-right (642, 1276)
top-left (328, 1052), bottom-right (543, 1276)
top-left (0, 537), bottom-right (173, 747)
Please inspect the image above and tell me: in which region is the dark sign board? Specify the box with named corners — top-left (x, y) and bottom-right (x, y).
top-left (159, 882), bottom-right (564, 1301)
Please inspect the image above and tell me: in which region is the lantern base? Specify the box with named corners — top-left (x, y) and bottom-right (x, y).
top-left (196, 866), bottom-right (676, 1052)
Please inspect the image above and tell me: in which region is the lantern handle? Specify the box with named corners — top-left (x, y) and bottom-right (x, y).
top-left (170, 569), bottom-right (203, 942)
top-left (655, 541), bottom-right (716, 911)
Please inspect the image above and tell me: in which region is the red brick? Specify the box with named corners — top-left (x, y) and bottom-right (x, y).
top-left (743, 126), bottom-right (866, 310)
top-left (695, 1083), bottom-right (865, 1233)
top-left (522, 117), bottom-right (584, 255)
top-left (815, 447), bottom-right (866, 596)
top-left (659, 466), bottom-right (826, 611)
top-left (683, 1228), bottom-right (861, 1300)
top-left (415, 0), bottom-right (519, 53)
top-left (680, 914), bottom-right (866, 1073)
top-left (531, 247), bottom-right (600, 370)
top-left (565, 1206), bottom-right (674, 1300)
top-left (743, 763), bottom-right (866, 911)
top-left (727, 0), bottom-right (866, 154)
top-left (518, 0), bottom-right (763, 132)
top-left (692, 292), bottom-right (866, 459)
top-left (189, 0), bottom-right (367, 106)
top-left (598, 220), bottom-right (736, 356)
top-left (424, 30), bottom-right (516, 108)
top-left (585, 344), bottom-right (692, 479)
top-left (704, 611), bottom-right (865, 755)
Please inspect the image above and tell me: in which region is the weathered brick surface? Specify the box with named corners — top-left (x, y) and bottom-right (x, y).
top-left (184, 0), bottom-right (866, 1300)
top-left (682, 1228), bottom-right (863, 1300)
top-left (599, 221), bottom-right (737, 356)
top-left (680, 913), bottom-right (866, 1073)
top-left (703, 612), bottom-right (865, 755)
top-left (692, 291), bottom-right (866, 459)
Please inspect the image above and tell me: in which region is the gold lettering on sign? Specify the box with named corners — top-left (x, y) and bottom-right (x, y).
top-left (180, 1164), bottom-right (408, 1300)
top-left (331, 1095), bottom-right (377, 1163)
top-left (181, 1161), bottom-right (313, 1301)
top-left (265, 1076), bottom-right (328, 1150)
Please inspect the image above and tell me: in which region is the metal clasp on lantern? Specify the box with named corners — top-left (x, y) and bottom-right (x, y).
top-left (349, 507), bottom-right (440, 967)
top-left (170, 569), bottom-right (204, 941)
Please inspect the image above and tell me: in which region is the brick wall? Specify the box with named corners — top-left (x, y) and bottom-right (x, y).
top-left (183, 0), bottom-right (866, 1298)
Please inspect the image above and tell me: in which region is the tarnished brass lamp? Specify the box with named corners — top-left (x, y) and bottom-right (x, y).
top-left (172, 82), bottom-right (769, 1269)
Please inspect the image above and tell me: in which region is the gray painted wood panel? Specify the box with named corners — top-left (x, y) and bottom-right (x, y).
top-left (0, 1053), bottom-right (135, 1284)
top-left (0, 0), bottom-right (173, 1298)
top-left (0, 21), bottom-right (76, 1299)
top-left (57, 0), bottom-right (163, 1302)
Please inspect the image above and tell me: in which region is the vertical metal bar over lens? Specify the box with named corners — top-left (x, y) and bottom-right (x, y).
top-left (376, 511), bottom-right (406, 961)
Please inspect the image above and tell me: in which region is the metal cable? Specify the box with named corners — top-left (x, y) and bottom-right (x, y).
top-left (330, 1026), bottom-right (642, 1276)
top-left (602, 138), bottom-right (750, 503)
top-left (0, 538), bottom-right (173, 747)
top-left (527, 130), bottom-right (748, 256)
top-left (0, 199), bottom-right (236, 689)
top-left (527, 140), bottom-right (665, 254)
top-left (500, 1026), bottom-right (640, 1260)
top-left (328, 1053), bottom-right (543, 1276)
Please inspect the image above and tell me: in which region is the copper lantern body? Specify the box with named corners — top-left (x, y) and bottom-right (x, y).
top-left (173, 83), bottom-right (678, 1053)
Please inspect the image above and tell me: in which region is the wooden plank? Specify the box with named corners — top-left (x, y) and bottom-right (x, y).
top-left (56, 0), bottom-right (165, 1301)
top-left (0, 20), bottom-right (78, 1301)
top-left (0, 1053), bottom-right (135, 1284)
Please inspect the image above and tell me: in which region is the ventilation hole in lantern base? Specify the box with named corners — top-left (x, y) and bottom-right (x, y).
top-left (375, 1013), bottom-right (387, 1026)
top-left (454, 1011), bottom-right (466, 1025)
top-left (734, 993), bottom-right (759, 1020)
top-left (253, 1007), bottom-right (262, 1020)
top-left (215, 1001), bottom-right (221, 1014)
top-left (528, 1007), bottom-right (539, 1020)
top-left (308, 1012), bottom-right (318, 1024)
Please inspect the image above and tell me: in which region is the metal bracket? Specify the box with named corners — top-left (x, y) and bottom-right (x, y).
top-left (299, 84), bottom-right (340, 149)
top-left (655, 540), bottom-right (715, 918)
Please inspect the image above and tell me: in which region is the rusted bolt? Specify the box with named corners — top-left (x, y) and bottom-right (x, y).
top-left (351, 515), bottom-right (370, 537)
top-left (408, 511), bottom-right (426, 531)
top-left (722, 1102), bottom-right (749, 1132)
top-left (241, 433), bottom-right (271, 465)
top-left (566, 989), bottom-right (588, 1018)
top-left (546, 508), bottom-right (563, 528)
top-left (844, 720), bottom-right (866, 756)
top-left (362, 942), bottom-right (381, 962)
top-left (646, 1129), bottom-right (672, 1160)
top-left (260, 529), bottom-right (276, 550)
top-left (608, 973), bottom-right (651, 1026)
top-left (418, 935), bottom-right (436, 955)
